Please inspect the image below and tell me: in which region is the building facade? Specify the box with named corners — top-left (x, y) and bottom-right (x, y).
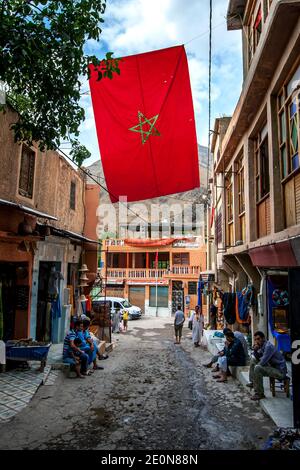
top-left (0, 106), bottom-right (98, 343)
top-left (211, 0), bottom-right (300, 342)
top-left (100, 238), bottom-right (207, 318)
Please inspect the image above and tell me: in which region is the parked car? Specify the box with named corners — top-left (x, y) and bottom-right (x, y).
top-left (92, 297), bottom-right (142, 320)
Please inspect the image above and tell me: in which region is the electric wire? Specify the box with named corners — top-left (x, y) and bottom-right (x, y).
top-left (206, 0), bottom-right (213, 193)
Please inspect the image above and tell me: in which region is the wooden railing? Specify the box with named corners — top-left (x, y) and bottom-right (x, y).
top-left (105, 266), bottom-right (200, 279)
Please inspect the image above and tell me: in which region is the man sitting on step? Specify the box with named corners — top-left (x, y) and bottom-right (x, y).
top-left (212, 331), bottom-right (246, 383)
top-left (204, 327), bottom-right (249, 370)
top-left (247, 331), bottom-right (287, 401)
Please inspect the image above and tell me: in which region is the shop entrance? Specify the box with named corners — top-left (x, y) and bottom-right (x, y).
top-left (0, 262), bottom-right (30, 341)
top-left (172, 281), bottom-right (184, 315)
top-left (129, 286), bottom-right (145, 313)
top-left (36, 261), bottom-right (61, 342)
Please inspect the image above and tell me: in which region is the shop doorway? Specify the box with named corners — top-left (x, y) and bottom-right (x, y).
top-left (36, 261), bottom-right (61, 342)
top-left (172, 281), bottom-right (184, 314)
top-left (0, 262), bottom-right (30, 341)
top-left (129, 286), bottom-right (145, 313)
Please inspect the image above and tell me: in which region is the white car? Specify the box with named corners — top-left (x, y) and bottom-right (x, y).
top-left (92, 296), bottom-right (142, 320)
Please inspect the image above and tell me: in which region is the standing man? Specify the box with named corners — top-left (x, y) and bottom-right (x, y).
top-left (174, 304), bottom-right (185, 345)
top-left (209, 303), bottom-right (218, 330)
top-left (247, 331), bottom-right (287, 401)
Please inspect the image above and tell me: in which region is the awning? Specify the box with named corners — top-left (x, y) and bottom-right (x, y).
top-left (127, 280), bottom-right (169, 286)
top-left (0, 198), bottom-right (57, 221)
top-left (124, 237), bottom-right (191, 247)
top-left (104, 280), bottom-right (124, 285)
top-left (50, 227), bottom-right (100, 244)
top-left (249, 240), bottom-right (298, 268)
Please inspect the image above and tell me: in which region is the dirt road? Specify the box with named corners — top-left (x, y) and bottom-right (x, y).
top-left (0, 317), bottom-right (274, 450)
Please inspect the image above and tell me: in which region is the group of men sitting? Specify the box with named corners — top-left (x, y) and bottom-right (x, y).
top-left (205, 328), bottom-right (287, 401)
top-left (63, 318), bottom-right (108, 378)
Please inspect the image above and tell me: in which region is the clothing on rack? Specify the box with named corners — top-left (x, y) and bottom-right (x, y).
top-left (236, 292), bottom-right (250, 324)
top-left (222, 292), bottom-right (236, 325)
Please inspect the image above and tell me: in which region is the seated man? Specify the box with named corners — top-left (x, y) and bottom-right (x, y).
top-left (204, 327), bottom-right (249, 369)
top-left (63, 320), bottom-right (89, 378)
top-left (213, 331), bottom-right (246, 383)
top-left (247, 331), bottom-right (287, 401)
top-left (79, 318), bottom-right (104, 371)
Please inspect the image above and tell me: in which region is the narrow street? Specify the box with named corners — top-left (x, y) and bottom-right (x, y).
top-left (0, 318), bottom-right (274, 450)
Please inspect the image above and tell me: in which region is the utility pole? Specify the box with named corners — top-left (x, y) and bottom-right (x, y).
top-left (289, 268), bottom-right (300, 427)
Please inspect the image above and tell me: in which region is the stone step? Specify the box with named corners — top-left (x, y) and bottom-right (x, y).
top-left (105, 342), bottom-right (116, 353)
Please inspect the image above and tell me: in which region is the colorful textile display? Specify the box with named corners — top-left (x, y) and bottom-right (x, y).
top-left (89, 45), bottom-right (199, 202)
top-left (235, 285), bottom-right (253, 324)
top-left (267, 278), bottom-right (291, 353)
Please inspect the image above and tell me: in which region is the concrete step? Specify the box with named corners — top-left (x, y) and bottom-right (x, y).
top-left (105, 342), bottom-right (116, 353)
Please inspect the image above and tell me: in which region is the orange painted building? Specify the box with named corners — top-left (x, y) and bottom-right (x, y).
top-left (101, 238), bottom-right (207, 317)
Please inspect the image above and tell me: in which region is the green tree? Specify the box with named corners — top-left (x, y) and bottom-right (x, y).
top-left (0, 0), bottom-right (120, 166)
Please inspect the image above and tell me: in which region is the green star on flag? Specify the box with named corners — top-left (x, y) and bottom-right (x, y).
top-left (129, 111), bottom-right (160, 144)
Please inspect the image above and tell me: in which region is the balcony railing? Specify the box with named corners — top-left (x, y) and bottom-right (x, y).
top-left (105, 266), bottom-right (200, 280)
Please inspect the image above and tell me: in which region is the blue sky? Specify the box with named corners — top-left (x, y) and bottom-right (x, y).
top-left (77, 0), bottom-right (243, 166)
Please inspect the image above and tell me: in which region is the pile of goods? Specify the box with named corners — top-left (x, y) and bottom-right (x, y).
top-left (7, 338), bottom-right (48, 347)
top-left (264, 428), bottom-right (300, 450)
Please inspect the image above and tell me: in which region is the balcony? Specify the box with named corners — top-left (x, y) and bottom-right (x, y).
top-left (104, 266), bottom-right (200, 281)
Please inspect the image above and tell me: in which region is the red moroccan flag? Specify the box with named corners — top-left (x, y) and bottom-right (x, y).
top-left (89, 45), bottom-right (200, 203)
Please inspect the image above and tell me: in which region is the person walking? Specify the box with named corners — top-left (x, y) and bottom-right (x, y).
top-left (209, 303), bottom-right (218, 330)
top-left (192, 305), bottom-right (204, 347)
top-left (122, 309), bottom-right (129, 332)
top-left (112, 308), bottom-right (121, 333)
top-left (174, 305), bottom-right (185, 344)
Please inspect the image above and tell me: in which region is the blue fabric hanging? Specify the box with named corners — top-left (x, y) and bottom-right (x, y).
top-left (51, 296), bottom-right (62, 319)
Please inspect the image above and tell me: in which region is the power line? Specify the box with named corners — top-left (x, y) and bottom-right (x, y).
top-left (57, 147), bottom-right (151, 225)
top-left (206, 0), bottom-right (213, 192)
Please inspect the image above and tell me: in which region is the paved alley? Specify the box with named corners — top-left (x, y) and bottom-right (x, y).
top-left (0, 318), bottom-right (274, 450)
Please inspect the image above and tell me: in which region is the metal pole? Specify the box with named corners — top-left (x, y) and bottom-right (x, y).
top-left (156, 269), bottom-right (158, 317)
top-left (104, 245), bottom-right (111, 343)
top-left (289, 268), bottom-right (300, 428)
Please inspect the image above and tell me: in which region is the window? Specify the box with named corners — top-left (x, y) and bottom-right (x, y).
top-left (248, 3), bottom-right (263, 65)
top-left (237, 155), bottom-right (245, 214)
top-left (237, 155), bottom-right (245, 242)
top-left (188, 282), bottom-right (197, 295)
top-left (266, 0), bottom-right (273, 16)
top-left (278, 64), bottom-right (300, 178)
top-left (215, 210), bottom-right (223, 249)
top-left (255, 124), bottom-right (270, 202)
top-left (149, 286), bottom-right (169, 307)
top-left (70, 181), bottom-right (76, 210)
top-left (18, 145), bottom-right (35, 198)
top-left (225, 170), bottom-right (234, 247)
top-left (172, 253), bottom-right (190, 265)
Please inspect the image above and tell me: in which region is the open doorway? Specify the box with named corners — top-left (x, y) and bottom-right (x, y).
top-left (0, 262), bottom-right (30, 341)
top-left (36, 261), bottom-right (61, 342)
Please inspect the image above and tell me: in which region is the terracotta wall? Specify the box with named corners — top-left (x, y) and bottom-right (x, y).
top-left (0, 106), bottom-right (85, 234)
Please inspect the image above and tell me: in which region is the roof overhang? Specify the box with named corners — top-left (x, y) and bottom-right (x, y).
top-left (49, 226), bottom-right (100, 244)
top-left (0, 198), bottom-right (57, 221)
top-left (227, 0), bottom-right (247, 30)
